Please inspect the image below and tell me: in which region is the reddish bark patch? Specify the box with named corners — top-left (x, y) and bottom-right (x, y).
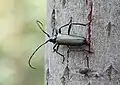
top-left (87, 1), bottom-right (93, 52)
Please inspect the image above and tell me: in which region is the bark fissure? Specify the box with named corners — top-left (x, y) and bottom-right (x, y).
top-left (106, 22), bottom-right (112, 37)
top-left (51, 7), bottom-right (56, 36)
top-left (86, 0), bottom-right (93, 69)
top-left (62, 0), bottom-right (66, 8)
top-left (61, 49), bottom-right (70, 85)
top-left (46, 68), bottom-right (50, 85)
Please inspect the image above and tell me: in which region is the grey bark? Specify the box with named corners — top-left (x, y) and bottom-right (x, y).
top-left (46, 0), bottom-right (120, 85)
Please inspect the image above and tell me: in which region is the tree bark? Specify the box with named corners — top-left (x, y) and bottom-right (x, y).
top-left (46, 0), bottom-right (120, 85)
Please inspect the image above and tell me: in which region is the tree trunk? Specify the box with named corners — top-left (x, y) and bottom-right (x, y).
top-left (46, 0), bottom-right (120, 85)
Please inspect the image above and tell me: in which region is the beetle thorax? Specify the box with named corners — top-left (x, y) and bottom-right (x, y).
top-left (49, 36), bottom-right (56, 43)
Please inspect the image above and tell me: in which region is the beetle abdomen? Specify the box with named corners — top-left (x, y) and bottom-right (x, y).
top-left (56, 34), bottom-right (86, 45)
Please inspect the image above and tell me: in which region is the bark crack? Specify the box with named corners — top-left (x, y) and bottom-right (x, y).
top-left (104, 65), bottom-right (119, 81)
top-left (46, 68), bottom-right (50, 85)
top-left (61, 49), bottom-right (70, 85)
top-left (51, 7), bottom-right (56, 36)
top-left (62, 0), bottom-right (66, 8)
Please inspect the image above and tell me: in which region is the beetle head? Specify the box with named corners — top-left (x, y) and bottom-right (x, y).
top-left (49, 36), bottom-right (56, 44)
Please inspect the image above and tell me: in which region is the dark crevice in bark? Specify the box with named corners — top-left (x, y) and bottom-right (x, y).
top-left (87, 82), bottom-right (91, 85)
top-left (61, 49), bottom-right (70, 85)
top-left (87, 1), bottom-right (93, 53)
top-left (86, 0), bottom-right (88, 5)
top-left (63, 65), bottom-right (70, 80)
top-left (51, 7), bottom-right (56, 36)
top-left (106, 22), bottom-right (116, 37)
top-left (61, 76), bottom-right (66, 85)
top-left (104, 65), bottom-right (119, 81)
top-left (46, 68), bottom-right (49, 85)
top-left (62, 0), bottom-right (66, 8)
top-left (86, 0), bottom-right (93, 69)
top-left (86, 54), bottom-right (89, 68)
top-left (77, 68), bottom-right (97, 78)
top-left (106, 22), bottom-right (112, 37)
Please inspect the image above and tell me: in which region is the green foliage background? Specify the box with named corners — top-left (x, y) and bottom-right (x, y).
top-left (0, 0), bottom-right (46, 85)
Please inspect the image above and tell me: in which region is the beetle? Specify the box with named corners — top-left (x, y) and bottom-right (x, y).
top-left (28, 17), bottom-right (89, 69)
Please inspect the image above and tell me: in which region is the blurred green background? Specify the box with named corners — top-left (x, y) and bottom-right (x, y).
top-left (0, 0), bottom-right (46, 85)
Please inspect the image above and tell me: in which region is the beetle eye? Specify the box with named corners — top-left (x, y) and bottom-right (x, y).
top-left (49, 39), bottom-right (53, 42)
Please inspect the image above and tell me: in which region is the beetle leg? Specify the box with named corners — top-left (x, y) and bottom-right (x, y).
top-left (68, 21), bottom-right (72, 35)
top-left (58, 23), bottom-right (70, 34)
top-left (58, 17), bottom-right (72, 34)
top-left (56, 51), bottom-right (65, 64)
top-left (53, 43), bottom-right (58, 52)
top-left (68, 22), bottom-right (88, 35)
top-left (53, 44), bottom-right (65, 63)
top-left (56, 44), bottom-right (60, 51)
top-left (56, 45), bottom-right (65, 63)
top-left (72, 23), bottom-right (87, 26)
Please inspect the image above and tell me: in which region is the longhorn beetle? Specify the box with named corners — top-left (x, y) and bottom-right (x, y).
top-left (28, 17), bottom-right (89, 69)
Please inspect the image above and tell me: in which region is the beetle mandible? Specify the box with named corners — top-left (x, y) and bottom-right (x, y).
top-left (28, 17), bottom-right (89, 69)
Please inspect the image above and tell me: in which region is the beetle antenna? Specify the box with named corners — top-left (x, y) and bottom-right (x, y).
top-left (36, 20), bottom-right (50, 38)
top-left (28, 39), bottom-right (50, 69)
